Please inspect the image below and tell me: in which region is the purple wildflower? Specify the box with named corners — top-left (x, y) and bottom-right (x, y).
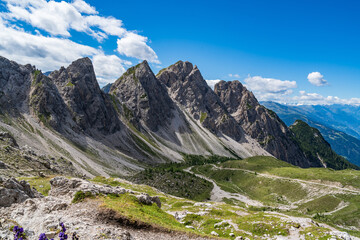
top-left (59, 223), bottom-right (68, 240)
top-left (13, 226), bottom-right (26, 240)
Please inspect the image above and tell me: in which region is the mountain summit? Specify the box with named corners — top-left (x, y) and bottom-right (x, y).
top-left (214, 80), bottom-right (310, 167)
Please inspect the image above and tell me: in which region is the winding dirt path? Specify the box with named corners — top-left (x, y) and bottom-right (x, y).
top-left (210, 165), bottom-right (360, 194)
top-left (184, 167), bottom-right (263, 207)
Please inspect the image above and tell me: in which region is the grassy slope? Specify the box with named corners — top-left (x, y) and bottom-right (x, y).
top-left (196, 156), bottom-right (360, 236)
top-left (128, 155), bottom-right (233, 201)
top-left (20, 173), bottom-right (358, 239)
top-left (221, 156), bottom-right (360, 189)
top-left (129, 167), bottom-right (213, 201)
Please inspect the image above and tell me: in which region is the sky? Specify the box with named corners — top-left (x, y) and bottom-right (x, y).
top-left (0, 0), bottom-right (359, 105)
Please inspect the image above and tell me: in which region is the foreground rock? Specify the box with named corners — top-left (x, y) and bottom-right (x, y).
top-left (0, 177), bottom-right (41, 207)
top-left (0, 177), bottom-right (207, 240)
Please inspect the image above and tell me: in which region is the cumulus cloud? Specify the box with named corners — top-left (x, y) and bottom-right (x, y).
top-left (1, 0), bottom-right (126, 40)
top-left (0, 0), bottom-right (160, 85)
top-left (243, 75), bottom-right (297, 101)
top-left (206, 80), bottom-right (222, 89)
top-left (292, 91), bottom-right (360, 105)
top-left (307, 72), bottom-right (328, 86)
top-left (92, 54), bottom-right (132, 85)
top-left (117, 32), bottom-right (160, 64)
top-left (72, 0), bottom-right (97, 14)
top-left (0, 20), bottom-right (100, 71)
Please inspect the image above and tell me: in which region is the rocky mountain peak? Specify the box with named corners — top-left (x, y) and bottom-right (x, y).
top-left (49, 57), bottom-right (121, 134)
top-left (157, 61), bottom-right (244, 141)
top-left (110, 60), bottom-right (175, 132)
top-left (214, 80), bottom-right (310, 167)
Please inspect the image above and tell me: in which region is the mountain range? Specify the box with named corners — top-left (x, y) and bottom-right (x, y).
top-left (0, 55), bottom-right (357, 179)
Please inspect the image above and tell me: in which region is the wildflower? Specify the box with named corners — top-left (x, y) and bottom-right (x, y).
top-left (59, 223), bottom-right (68, 240)
top-left (12, 226), bottom-right (26, 240)
top-left (38, 233), bottom-right (54, 240)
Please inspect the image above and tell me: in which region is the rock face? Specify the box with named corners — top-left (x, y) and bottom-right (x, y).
top-left (0, 56), bottom-right (33, 113)
top-left (290, 120), bottom-right (359, 170)
top-left (157, 61), bottom-right (244, 141)
top-left (49, 58), bottom-right (121, 135)
top-left (30, 71), bottom-right (76, 131)
top-left (0, 177), bottom-right (41, 207)
top-left (214, 80), bottom-right (310, 167)
top-left (110, 61), bottom-right (175, 132)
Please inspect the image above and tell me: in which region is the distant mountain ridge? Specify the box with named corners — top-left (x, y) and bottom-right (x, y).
top-left (262, 101), bottom-right (360, 139)
top-left (262, 101), bottom-right (360, 166)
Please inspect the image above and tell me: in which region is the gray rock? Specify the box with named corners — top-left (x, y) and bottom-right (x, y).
top-left (49, 176), bottom-right (127, 198)
top-left (0, 56), bottom-right (33, 113)
top-left (0, 132), bottom-right (18, 147)
top-left (0, 178), bottom-right (41, 207)
top-left (0, 161), bottom-right (6, 169)
top-left (136, 193), bottom-right (161, 208)
top-left (29, 71), bottom-right (77, 132)
top-left (214, 80), bottom-right (310, 167)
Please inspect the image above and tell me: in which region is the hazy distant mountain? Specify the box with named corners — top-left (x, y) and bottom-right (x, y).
top-left (262, 101), bottom-right (360, 139)
top-left (101, 83), bottom-right (112, 93)
top-left (263, 101), bottom-right (360, 166)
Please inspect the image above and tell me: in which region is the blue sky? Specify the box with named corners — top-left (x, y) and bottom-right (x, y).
top-left (0, 0), bottom-right (359, 105)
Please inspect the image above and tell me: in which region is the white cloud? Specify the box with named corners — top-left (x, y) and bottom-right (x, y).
top-left (292, 91), bottom-right (360, 105)
top-left (72, 0), bottom-right (97, 14)
top-left (92, 53), bottom-right (132, 85)
top-left (117, 32), bottom-right (160, 64)
top-left (2, 0), bottom-right (126, 40)
top-left (206, 79), bottom-right (222, 89)
top-left (0, 21), bottom-right (100, 71)
top-left (243, 75), bottom-right (297, 101)
top-left (0, 0), bottom-right (160, 83)
top-left (228, 73), bottom-right (241, 78)
top-left (307, 72), bottom-right (328, 86)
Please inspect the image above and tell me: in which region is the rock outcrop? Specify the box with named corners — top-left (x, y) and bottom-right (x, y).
top-left (0, 177), bottom-right (41, 207)
top-left (157, 61), bottom-right (244, 141)
top-left (49, 176), bottom-right (129, 199)
top-left (0, 56), bottom-right (33, 113)
top-left (30, 70), bottom-right (77, 131)
top-left (136, 193), bottom-right (161, 208)
top-left (214, 80), bottom-right (310, 167)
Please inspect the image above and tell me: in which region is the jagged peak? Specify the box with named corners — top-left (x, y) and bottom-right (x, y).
top-left (157, 60), bottom-right (195, 77)
top-left (71, 57), bottom-right (92, 66)
top-left (111, 60), bottom-right (157, 92)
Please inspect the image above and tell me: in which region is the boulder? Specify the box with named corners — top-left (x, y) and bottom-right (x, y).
top-left (0, 178), bottom-right (41, 207)
top-left (136, 193), bottom-right (161, 208)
